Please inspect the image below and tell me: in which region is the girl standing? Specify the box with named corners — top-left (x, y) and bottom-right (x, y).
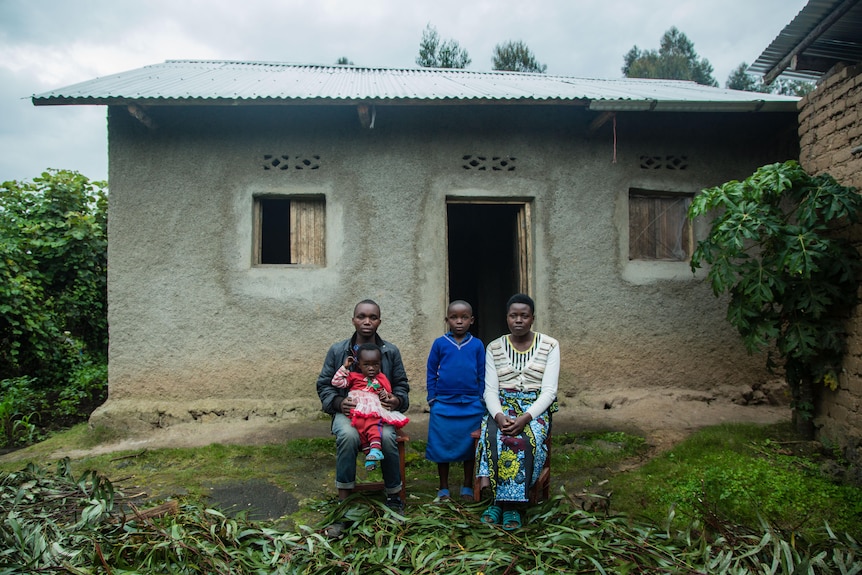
top-left (425, 300), bottom-right (485, 501)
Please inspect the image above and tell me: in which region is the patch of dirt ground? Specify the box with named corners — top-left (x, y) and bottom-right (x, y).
top-left (54, 385), bottom-right (790, 458)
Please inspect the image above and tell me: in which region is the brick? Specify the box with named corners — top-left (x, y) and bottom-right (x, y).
top-left (825, 67), bottom-right (851, 91)
top-left (847, 340), bottom-right (862, 358)
top-left (809, 156), bottom-right (828, 173)
top-left (846, 355), bottom-right (862, 376)
top-left (806, 138), bottom-right (823, 153)
top-left (813, 109), bottom-right (831, 127)
top-left (837, 111), bottom-right (857, 131)
top-left (833, 395), bottom-right (860, 415)
top-left (850, 168), bottom-right (862, 184)
top-left (828, 400), bottom-right (855, 423)
top-left (833, 146), bottom-right (853, 164)
top-left (846, 375), bottom-right (862, 396)
top-left (815, 121), bottom-right (836, 140)
top-left (842, 160), bottom-right (862, 189)
top-left (830, 98), bottom-right (848, 115)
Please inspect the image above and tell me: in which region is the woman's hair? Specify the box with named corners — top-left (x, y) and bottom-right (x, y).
top-left (506, 293), bottom-right (535, 314)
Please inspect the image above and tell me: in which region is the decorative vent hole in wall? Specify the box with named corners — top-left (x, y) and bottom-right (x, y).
top-left (639, 155), bottom-right (688, 170)
top-left (263, 155), bottom-right (322, 171)
top-left (665, 156), bottom-right (688, 170)
top-left (462, 155), bottom-right (517, 171)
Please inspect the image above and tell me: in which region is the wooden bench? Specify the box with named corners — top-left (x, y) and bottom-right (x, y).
top-left (470, 427), bottom-right (551, 504)
top-left (352, 428), bottom-right (409, 503)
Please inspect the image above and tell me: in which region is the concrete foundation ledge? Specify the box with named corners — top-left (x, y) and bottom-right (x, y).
top-left (88, 399), bottom-right (322, 434)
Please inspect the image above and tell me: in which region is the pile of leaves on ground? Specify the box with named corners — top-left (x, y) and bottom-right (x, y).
top-left (2, 458), bottom-right (860, 574)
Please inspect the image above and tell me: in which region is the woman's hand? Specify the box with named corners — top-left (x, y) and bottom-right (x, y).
top-left (495, 412), bottom-right (532, 436)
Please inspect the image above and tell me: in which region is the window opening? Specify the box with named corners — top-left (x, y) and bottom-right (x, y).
top-left (254, 197), bottom-right (325, 265)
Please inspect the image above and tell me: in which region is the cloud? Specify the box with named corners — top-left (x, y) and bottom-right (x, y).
top-left (0, 66), bottom-right (106, 183)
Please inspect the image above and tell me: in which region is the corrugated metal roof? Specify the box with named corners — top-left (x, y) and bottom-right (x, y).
top-left (32, 59), bottom-right (798, 112)
top-left (750, 0), bottom-right (862, 81)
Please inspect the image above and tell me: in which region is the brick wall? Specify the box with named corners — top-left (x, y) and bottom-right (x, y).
top-left (799, 62), bottom-right (862, 463)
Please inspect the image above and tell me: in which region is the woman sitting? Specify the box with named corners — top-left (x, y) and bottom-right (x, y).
top-left (476, 293), bottom-right (560, 530)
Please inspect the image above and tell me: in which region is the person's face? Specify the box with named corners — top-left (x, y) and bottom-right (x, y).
top-left (357, 350), bottom-right (382, 378)
top-left (352, 303), bottom-right (381, 339)
top-left (446, 303), bottom-right (474, 336)
top-left (506, 303), bottom-right (534, 337)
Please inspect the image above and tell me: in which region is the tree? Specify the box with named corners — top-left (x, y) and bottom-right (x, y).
top-left (416, 23), bottom-right (471, 69)
top-left (492, 40), bottom-right (547, 73)
top-left (688, 161), bottom-right (862, 438)
top-left (0, 170), bottom-right (108, 433)
top-left (726, 62), bottom-right (814, 97)
top-left (623, 26), bottom-right (717, 86)
top-left (726, 62), bottom-right (763, 92)
top-left (335, 57), bottom-right (354, 66)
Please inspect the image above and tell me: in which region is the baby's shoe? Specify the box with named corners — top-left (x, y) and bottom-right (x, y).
top-left (365, 447), bottom-right (384, 470)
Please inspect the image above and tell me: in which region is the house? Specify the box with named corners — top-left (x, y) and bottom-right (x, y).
top-left (33, 61), bottom-right (799, 432)
top-left (751, 0), bottom-right (862, 464)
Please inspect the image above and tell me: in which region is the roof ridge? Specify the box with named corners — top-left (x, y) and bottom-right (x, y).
top-left (32, 59), bottom-right (799, 111)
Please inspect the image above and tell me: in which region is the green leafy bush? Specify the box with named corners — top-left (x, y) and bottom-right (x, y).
top-left (689, 161), bottom-right (862, 434)
top-left (56, 358), bottom-right (108, 423)
top-left (0, 377), bottom-right (43, 447)
top-left (0, 170), bottom-right (108, 445)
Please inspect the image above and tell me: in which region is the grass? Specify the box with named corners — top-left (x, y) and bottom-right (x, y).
top-left (554, 430), bottom-right (648, 471)
top-left (2, 420), bottom-right (861, 572)
top-left (610, 422), bottom-right (862, 541)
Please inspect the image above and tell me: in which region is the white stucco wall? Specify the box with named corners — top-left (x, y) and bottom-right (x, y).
top-left (92, 104), bottom-right (797, 432)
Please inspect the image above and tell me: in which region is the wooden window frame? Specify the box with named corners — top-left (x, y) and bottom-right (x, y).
top-left (253, 196), bottom-right (325, 266)
top-left (628, 189), bottom-right (693, 262)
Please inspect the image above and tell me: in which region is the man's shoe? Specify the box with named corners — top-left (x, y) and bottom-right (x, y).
top-left (324, 521), bottom-right (347, 540)
top-left (385, 496), bottom-right (404, 513)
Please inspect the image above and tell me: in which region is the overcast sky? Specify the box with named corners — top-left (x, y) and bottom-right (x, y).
top-left (1, 0), bottom-right (807, 183)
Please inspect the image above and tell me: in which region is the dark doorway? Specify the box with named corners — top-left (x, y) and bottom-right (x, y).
top-left (447, 202), bottom-right (531, 344)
